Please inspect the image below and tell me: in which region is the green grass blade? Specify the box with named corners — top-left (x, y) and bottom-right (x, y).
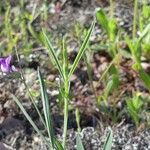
top-left (25, 81), bottom-right (47, 129)
top-left (138, 23), bottom-right (150, 42)
top-left (103, 128), bottom-right (113, 150)
top-left (62, 36), bottom-right (68, 79)
top-left (96, 8), bottom-right (109, 34)
top-left (54, 139), bottom-right (64, 150)
top-left (139, 68), bottom-right (150, 90)
top-left (68, 20), bottom-right (95, 79)
top-left (76, 133), bottom-right (84, 150)
top-left (12, 95), bottom-right (48, 145)
top-left (38, 68), bottom-right (55, 148)
top-left (41, 30), bottom-right (65, 81)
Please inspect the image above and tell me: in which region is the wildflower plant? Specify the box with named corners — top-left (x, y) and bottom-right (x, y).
top-left (41, 19), bottom-right (95, 148)
top-left (96, 8), bottom-right (118, 57)
top-left (96, 8), bottom-right (120, 105)
top-left (126, 92), bottom-right (143, 127)
top-left (11, 16), bottom-right (95, 150)
top-left (126, 22), bottom-right (150, 91)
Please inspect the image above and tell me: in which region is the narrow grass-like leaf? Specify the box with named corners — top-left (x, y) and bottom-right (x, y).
top-left (54, 139), bottom-right (64, 150)
top-left (139, 68), bottom-right (150, 90)
top-left (76, 133), bottom-right (84, 150)
top-left (103, 128), bottom-right (113, 150)
top-left (126, 93), bottom-right (143, 126)
top-left (108, 18), bottom-right (118, 41)
top-left (28, 23), bottom-right (40, 41)
top-left (138, 21), bottom-right (150, 42)
top-left (38, 68), bottom-right (54, 148)
top-left (125, 37), bottom-right (141, 64)
top-left (41, 30), bottom-right (65, 80)
top-left (68, 20), bottom-right (95, 78)
top-left (62, 36), bottom-right (68, 79)
top-left (12, 95), bottom-right (48, 145)
top-left (96, 8), bottom-right (109, 34)
top-left (104, 74), bottom-right (119, 98)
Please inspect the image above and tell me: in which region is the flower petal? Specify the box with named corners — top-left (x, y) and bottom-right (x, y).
top-left (5, 55), bottom-right (12, 65)
top-left (1, 63), bottom-right (11, 73)
top-left (11, 65), bottom-right (17, 72)
top-left (0, 58), bottom-right (4, 63)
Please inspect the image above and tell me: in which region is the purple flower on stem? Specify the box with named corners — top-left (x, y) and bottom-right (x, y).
top-left (0, 55), bottom-right (17, 73)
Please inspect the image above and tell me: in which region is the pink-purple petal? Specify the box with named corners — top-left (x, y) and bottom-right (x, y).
top-left (6, 55), bottom-right (12, 65)
top-left (0, 55), bottom-right (16, 73)
top-left (0, 63), bottom-right (11, 72)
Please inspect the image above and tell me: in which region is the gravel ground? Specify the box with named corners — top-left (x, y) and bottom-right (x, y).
top-left (0, 0), bottom-right (150, 150)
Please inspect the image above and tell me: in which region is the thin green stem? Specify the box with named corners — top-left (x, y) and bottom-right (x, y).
top-left (109, 0), bottom-right (114, 18)
top-left (63, 97), bottom-right (68, 148)
top-left (63, 79), bottom-right (70, 148)
top-left (97, 59), bottom-right (114, 85)
top-left (23, 79), bottom-right (46, 125)
top-left (133, 0), bottom-right (138, 38)
top-left (75, 108), bottom-right (81, 132)
top-left (44, 0), bottom-right (48, 22)
top-left (20, 0), bottom-right (24, 8)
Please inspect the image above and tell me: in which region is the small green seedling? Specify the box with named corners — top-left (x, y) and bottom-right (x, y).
top-left (126, 93), bottom-right (143, 127)
top-left (96, 8), bottom-right (118, 57)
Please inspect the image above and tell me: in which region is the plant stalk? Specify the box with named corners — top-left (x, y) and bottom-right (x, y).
top-left (75, 108), bottom-right (81, 132)
top-left (109, 0), bottom-right (114, 18)
top-left (63, 79), bottom-right (70, 148)
top-left (133, 0), bottom-right (138, 38)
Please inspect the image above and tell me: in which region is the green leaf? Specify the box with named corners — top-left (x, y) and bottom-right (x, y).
top-left (126, 94), bottom-right (142, 127)
top-left (68, 19), bottom-right (95, 78)
top-left (103, 128), bottom-right (113, 150)
top-left (104, 64), bottom-right (119, 97)
top-left (96, 8), bottom-right (109, 34)
top-left (139, 23), bottom-right (150, 42)
top-left (143, 5), bottom-right (150, 18)
top-left (54, 139), bottom-right (64, 150)
top-left (28, 23), bottom-right (40, 41)
top-left (126, 100), bottom-right (139, 126)
top-left (139, 68), bottom-right (150, 90)
top-left (133, 94), bottom-right (143, 110)
top-left (62, 36), bottom-right (68, 79)
top-left (38, 68), bottom-right (55, 148)
top-left (108, 19), bottom-right (118, 41)
top-left (41, 30), bottom-right (65, 80)
top-left (125, 37), bottom-right (141, 64)
top-left (109, 64), bottom-right (118, 75)
top-left (76, 133), bottom-right (84, 150)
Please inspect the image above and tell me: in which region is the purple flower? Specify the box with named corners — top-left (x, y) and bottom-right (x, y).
top-left (0, 55), bottom-right (17, 73)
